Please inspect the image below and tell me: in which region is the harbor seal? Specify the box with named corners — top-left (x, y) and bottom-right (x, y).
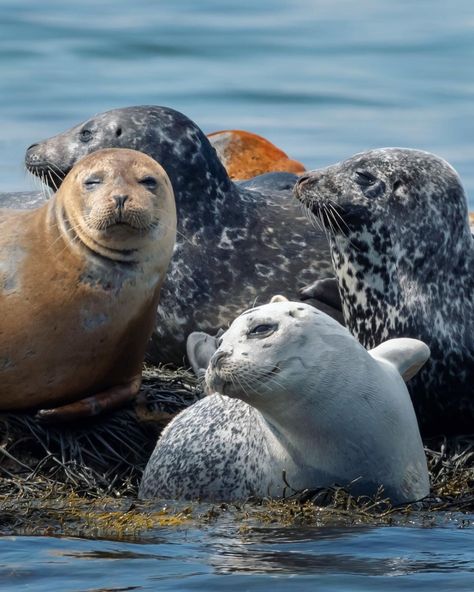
top-left (207, 129), bottom-right (305, 180)
top-left (139, 301), bottom-right (430, 504)
top-left (294, 148), bottom-right (474, 435)
top-left (0, 148), bottom-right (176, 421)
top-left (20, 106), bottom-right (338, 364)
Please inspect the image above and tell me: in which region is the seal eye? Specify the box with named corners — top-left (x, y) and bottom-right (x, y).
top-left (84, 176), bottom-right (102, 190)
top-left (139, 176), bottom-right (158, 190)
top-left (355, 171), bottom-right (376, 186)
top-left (80, 129), bottom-right (93, 143)
top-left (115, 127), bottom-right (122, 137)
top-left (248, 323), bottom-right (278, 338)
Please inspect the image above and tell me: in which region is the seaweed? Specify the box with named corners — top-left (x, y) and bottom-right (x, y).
top-left (0, 365), bottom-right (472, 536)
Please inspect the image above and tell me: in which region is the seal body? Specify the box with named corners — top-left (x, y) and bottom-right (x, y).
top-left (0, 148), bottom-right (176, 416)
top-left (207, 129), bottom-right (305, 180)
top-left (294, 148), bottom-right (474, 435)
top-left (139, 302), bottom-right (429, 504)
top-left (20, 106), bottom-right (336, 364)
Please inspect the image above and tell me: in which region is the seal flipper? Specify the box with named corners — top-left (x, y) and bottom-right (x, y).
top-left (299, 277), bottom-right (342, 310)
top-left (35, 375), bottom-right (142, 424)
top-left (369, 339), bottom-right (430, 382)
top-left (187, 330), bottom-right (224, 377)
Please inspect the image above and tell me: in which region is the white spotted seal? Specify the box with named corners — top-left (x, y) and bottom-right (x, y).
top-left (294, 148), bottom-right (474, 435)
top-left (11, 106), bottom-right (341, 364)
top-left (0, 148), bottom-right (176, 421)
top-left (139, 301), bottom-right (430, 504)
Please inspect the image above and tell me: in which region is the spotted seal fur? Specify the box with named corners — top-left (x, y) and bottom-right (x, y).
top-left (294, 148), bottom-right (474, 435)
top-left (139, 301), bottom-right (430, 504)
top-left (15, 106), bottom-right (338, 364)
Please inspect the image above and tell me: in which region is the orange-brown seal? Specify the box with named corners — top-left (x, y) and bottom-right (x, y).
top-left (207, 129), bottom-right (305, 180)
top-left (0, 148), bottom-right (176, 422)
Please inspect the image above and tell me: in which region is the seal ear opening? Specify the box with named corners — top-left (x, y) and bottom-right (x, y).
top-left (368, 338), bottom-right (430, 382)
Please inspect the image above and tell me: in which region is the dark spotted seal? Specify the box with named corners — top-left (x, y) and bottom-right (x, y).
top-left (0, 148), bottom-right (176, 421)
top-left (139, 301), bottom-right (430, 504)
top-left (15, 106), bottom-right (339, 364)
top-left (294, 148), bottom-right (474, 435)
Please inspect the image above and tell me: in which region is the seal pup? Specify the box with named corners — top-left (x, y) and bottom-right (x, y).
top-left (139, 301), bottom-right (430, 504)
top-left (207, 129), bottom-right (305, 180)
top-left (19, 106), bottom-right (338, 364)
top-left (0, 148), bottom-right (176, 421)
top-left (294, 148), bottom-right (474, 435)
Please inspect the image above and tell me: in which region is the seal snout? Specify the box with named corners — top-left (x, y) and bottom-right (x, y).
top-left (210, 348), bottom-right (232, 370)
top-left (114, 195), bottom-right (129, 210)
top-left (25, 143), bottom-right (43, 166)
top-left (294, 171), bottom-right (322, 195)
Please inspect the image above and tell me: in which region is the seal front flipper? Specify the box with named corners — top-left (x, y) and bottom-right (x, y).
top-left (369, 339), bottom-right (431, 382)
top-left (299, 277), bottom-right (342, 310)
top-left (35, 375), bottom-right (142, 424)
top-left (298, 278), bottom-right (344, 325)
top-left (186, 329), bottom-right (224, 378)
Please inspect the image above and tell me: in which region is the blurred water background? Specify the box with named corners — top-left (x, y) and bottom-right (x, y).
top-left (1, 0), bottom-right (474, 590)
top-left (1, 0), bottom-right (473, 205)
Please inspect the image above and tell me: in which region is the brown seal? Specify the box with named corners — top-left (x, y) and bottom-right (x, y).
top-left (0, 148), bottom-right (176, 422)
top-left (207, 129), bottom-right (305, 180)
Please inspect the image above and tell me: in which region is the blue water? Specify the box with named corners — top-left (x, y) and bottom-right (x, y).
top-left (1, 522), bottom-right (474, 591)
top-left (1, 0), bottom-right (474, 589)
top-left (0, 0), bottom-right (473, 206)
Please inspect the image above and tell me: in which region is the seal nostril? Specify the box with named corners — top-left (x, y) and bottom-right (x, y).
top-left (27, 143), bottom-right (39, 153)
top-left (296, 172), bottom-right (320, 191)
top-left (211, 349), bottom-right (231, 370)
top-left (114, 195), bottom-right (128, 209)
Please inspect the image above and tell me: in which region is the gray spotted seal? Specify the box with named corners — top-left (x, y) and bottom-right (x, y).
top-left (139, 301), bottom-right (430, 504)
top-left (294, 148), bottom-right (474, 435)
top-left (0, 148), bottom-right (176, 422)
top-left (11, 106), bottom-right (341, 365)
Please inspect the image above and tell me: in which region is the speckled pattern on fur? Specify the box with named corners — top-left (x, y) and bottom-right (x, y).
top-left (138, 395), bottom-right (274, 500)
top-left (9, 106), bottom-right (335, 364)
top-left (294, 148), bottom-right (474, 435)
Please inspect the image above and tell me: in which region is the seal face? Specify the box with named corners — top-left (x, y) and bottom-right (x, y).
top-left (0, 148), bottom-right (176, 416)
top-left (21, 106), bottom-right (337, 364)
top-left (294, 148), bottom-right (474, 435)
top-left (139, 301), bottom-right (430, 504)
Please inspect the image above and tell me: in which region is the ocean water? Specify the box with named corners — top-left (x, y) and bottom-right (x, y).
top-left (2, 519), bottom-right (474, 591)
top-left (1, 0), bottom-right (473, 589)
top-left (0, 0), bottom-right (473, 204)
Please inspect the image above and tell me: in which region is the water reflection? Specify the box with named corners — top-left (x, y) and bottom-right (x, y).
top-left (203, 524), bottom-right (474, 577)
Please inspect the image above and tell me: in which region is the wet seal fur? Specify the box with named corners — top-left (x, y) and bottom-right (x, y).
top-left (139, 301), bottom-right (430, 505)
top-left (294, 148), bottom-right (474, 435)
top-left (19, 106), bottom-right (338, 364)
top-left (0, 148), bottom-right (176, 421)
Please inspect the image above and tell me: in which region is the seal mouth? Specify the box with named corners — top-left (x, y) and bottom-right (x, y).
top-left (26, 161), bottom-right (68, 191)
top-left (88, 214), bottom-right (159, 234)
top-left (209, 364), bottom-right (281, 399)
